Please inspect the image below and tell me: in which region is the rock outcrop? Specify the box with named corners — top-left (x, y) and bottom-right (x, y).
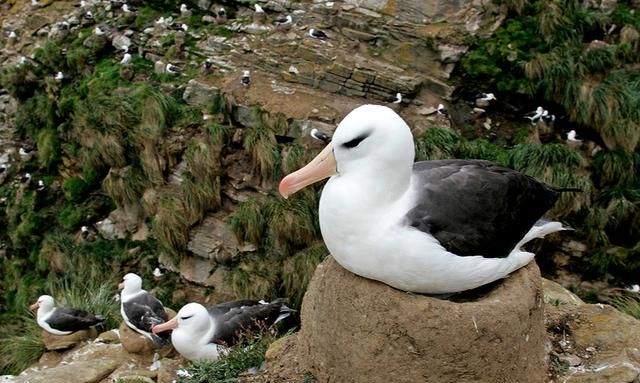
top-left (263, 256), bottom-right (546, 383)
top-left (42, 328), bottom-right (98, 351)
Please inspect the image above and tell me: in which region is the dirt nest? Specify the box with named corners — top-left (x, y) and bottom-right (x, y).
top-left (259, 256), bottom-right (546, 383)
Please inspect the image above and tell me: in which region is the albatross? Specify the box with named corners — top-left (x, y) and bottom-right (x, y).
top-left (279, 104), bottom-right (577, 294)
top-left (30, 295), bottom-right (104, 335)
top-left (152, 299), bottom-right (293, 361)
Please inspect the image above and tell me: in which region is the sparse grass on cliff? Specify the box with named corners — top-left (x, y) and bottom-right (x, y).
top-left (282, 243), bottom-right (328, 308)
top-left (153, 192), bottom-right (190, 257)
top-left (0, 311), bottom-right (45, 375)
top-left (52, 279), bottom-right (120, 330)
top-left (414, 127), bottom-right (459, 161)
top-left (613, 296), bottom-right (640, 320)
top-left (178, 332), bottom-right (274, 383)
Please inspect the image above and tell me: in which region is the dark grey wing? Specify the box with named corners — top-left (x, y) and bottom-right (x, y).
top-left (206, 299), bottom-right (261, 318)
top-left (45, 307), bottom-right (104, 332)
top-left (405, 160), bottom-right (560, 258)
top-left (123, 293), bottom-right (168, 332)
top-left (213, 299), bottom-right (285, 346)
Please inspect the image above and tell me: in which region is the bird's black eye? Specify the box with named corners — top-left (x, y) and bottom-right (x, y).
top-left (342, 132), bottom-right (370, 149)
top-left (180, 315), bottom-right (193, 320)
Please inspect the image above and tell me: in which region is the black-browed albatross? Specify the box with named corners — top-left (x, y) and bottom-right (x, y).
top-left (279, 104), bottom-right (577, 294)
top-left (119, 273), bottom-right (171, 346)
top-left (30, 295), bottom-right (104, 335)
top-left (152, 299), bottom-right (292, 361)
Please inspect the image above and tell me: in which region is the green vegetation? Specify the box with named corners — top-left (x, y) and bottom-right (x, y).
top-left (0, 312), bottom-right (45, 375)
top-left (613, 296), bottom-right (640, 320)
top-left (178, 333), bottom-right (275, 383)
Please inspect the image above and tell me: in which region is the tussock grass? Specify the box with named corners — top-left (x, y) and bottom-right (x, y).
top-left (281, 143), bottom-right (314, 175)
top-left (153, 192), bottom-right (190, 257)
top-left (102, 166), bottom-right (149, 208)
top-left (229, 258), bottom-right (279, 300)
top-left (243, 123), bottom-right (280, 184)
top-left (282, 243), bottom-right (327, 308)
top-left (36, 128), bottom-right (60, 171)
top-left (0, 311), bottom-right (45, 375)
top-left (613, 296), bottom-right (640, 320)
top-left (592, 150), bottom-right (637, 187)
top-left (51, 279), bottom-right (120, 330)
top-left (415, 128), bottom-right (459, 161)
top-left (263, 198), bottom-right (318, 258)
top-left (228, 199), bottom-right (265, 245)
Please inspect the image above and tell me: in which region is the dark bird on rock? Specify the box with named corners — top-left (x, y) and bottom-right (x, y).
top-left (274, 15), bottom-right (292, 25)
top-left (310, 128), bottom-right (331, 143)
top-left (309, 28), bottom-right (328, 40)
top-left (241, 70), bottom-right (251, 86)
top-left (436, 103), bottom-right (448, 116)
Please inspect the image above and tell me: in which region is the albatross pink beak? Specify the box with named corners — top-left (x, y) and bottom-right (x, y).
top-left (279, 142), bottom-right (337, 198)
top-left (29, 302), bottom-right (39, 310)
top-left (152, 317), bottom-right (178, 334)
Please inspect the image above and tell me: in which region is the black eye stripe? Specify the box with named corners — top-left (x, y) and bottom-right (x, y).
top-left (181, 315), bottom-right (193, 320)
top-left (342, 132), bottom-right (370, 148)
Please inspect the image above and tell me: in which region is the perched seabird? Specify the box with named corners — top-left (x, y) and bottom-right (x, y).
top-left (478, 92), bottom-right (496, 102)
top-left (36, 180), bottom-right (45, 192)
top-left (524, 106), bottom-right (544, 123)
top-left (119, 273), bottom-right (171, 346)
top-left (94, 26), bottom-right (105, 35)
top-left (308, 28), bottom-right (328, 40)
top-left (254, 3), bottom-right (264, 13)
top-left (180, 3), bottom-right (192, 17)
top-left (31, 0), bottom-right (41, 7)
top-left (152, 268), bottom-right (164, 278)
top-left (310, 128), bottom-right (331, 143)
top-left (241, 70), bottom-right (251, 86)
top-left (566, 130), bottom-right (582, 143)
top-left (436, 103), bottom-right (448, 116)
top-left (542, 111), bottom-right (556, 123)
top-left (165, 63), bottom-right (182, 75)
top-left (216, 7), bottom-right (227, 22)
top-left (20, 173), bottom-right (32, 185)
top-left (122, 3), bottom-right (133, 13)
top-left (392, 92), bottom-right (402, 104)
top-left (81, 225), bottom-right (90, 240)
top-left (274, 15), bottom-right (292, 25)
top-left (152, 299), bottom-right (293, 361)
top-left (19, 147), bottom-right (32, 157)
top-left (120, 53), bottom-right (132, 65)
top-left (8, 31), bottom-right (17, 40)
top-left (84, 11), bottom-right (94, 20)
top-left (54, 72), bottom-right (64, 82)
top-left (30, 295), bottom-right (104, 335)
top-left (279, 105), bottom-right (578, 294)
top-left (0, 164), bottom-right (8, 174)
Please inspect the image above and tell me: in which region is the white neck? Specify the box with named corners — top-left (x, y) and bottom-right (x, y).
top-left (172, 318), bottom-right (224, 361)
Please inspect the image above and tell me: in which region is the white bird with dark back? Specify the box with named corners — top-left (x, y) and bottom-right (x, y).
top-left (241, 70), bottom-right (250, 86)
top-left (566, 130), bottom-right (582, 143)
top-left (310, 128), bottom-right (331, 143)
top-left (279, 105), bottom-right (578, 294)
top-left (152, 299), bottom-right (293, 361)
top-left (524, 106), bottom-right (544, 123)
top-left (31, 295), bottom-right (104, 335)
top-left (309, 28), bottom-right (328, 40)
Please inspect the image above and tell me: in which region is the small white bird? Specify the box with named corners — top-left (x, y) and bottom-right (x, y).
top-left (310, 128), bottom-right (331, 143)
top-left (84, 11), bottom-right (94, 20)
top-left (254, 3), bottom-right (264, 13)
top-left (436, 103), bottom-right (448, 116)
top-left (274, 15), bottom-right (292, 25)
top-left (566, 130), bottom-right (582, 143)
top-left (8, 31), bottom-right (17, 39)
top-left (524, 106), bottom-right (544, 123)
top-left (180, 3), bottom-right (190, 15)
top-left (80, 0), bottom-right (87, 7)
top-left (181, 23), bottom-right (188, 31)
top-left (54, 72), bottom-right (64, 81)
top-left (478, 92), bottom-right (496, 102)
top-left (0, 164), bottom-right (8, 174)
top-left (308, 28), bottom-right (328, 40)
top-left (36, 180), bottom-right (45, 192)
top-left (122, 3), bottom-right (131, 13)
top-left (392, 92), bottom-right (402, 104)
top-left (94, 26), bottom-right (105, 35)
top-left (241, 70), bottom-right (251, 86)
top-left (165, 63), bottom-right (182, 75)
top-left (627, 284), bottom-right (640, 293)
top-left (217, 7), bottom-right (226, 16)
top-left (19, 147), bottom-right (32, 157)
top-left (153, 268), bottom-right (164, 278)
top-left (120, 53), bottom-right (131, 65)
top-left (20, 173), bottom-right (32, 184)
top-left (155, 16), bottom-right (165, 25)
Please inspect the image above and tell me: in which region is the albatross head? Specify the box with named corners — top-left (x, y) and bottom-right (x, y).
top-left (30, 295), bottom-right (56, 317)
top-left (119, 273), bottom-right (142, 297)
top-left (279, 104), bottom-right (414, 198)
top-left (152, 303), bottom-right (211, 335)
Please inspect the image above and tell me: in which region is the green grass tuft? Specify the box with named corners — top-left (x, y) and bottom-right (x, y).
top-left (613, 296), bottom-right (640, 320)
top-left (0, 311), bottom-right (45, 375)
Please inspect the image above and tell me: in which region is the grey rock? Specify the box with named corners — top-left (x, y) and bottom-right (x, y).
top-left (15, 358), bottom-right (118, 383)
top-left (182, 79), bottom-right (221, 106)
top-left (187, 216), bottom-right (241, 263)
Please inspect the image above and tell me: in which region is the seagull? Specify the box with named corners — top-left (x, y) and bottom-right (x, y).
top-left (94, 26), bottom-right (105, 35)
top-left (152, 299), bottom-right (293, 361)
top-left (241, 70), bottom-right (250, 86)
top-left (436, 103), bottom-right (448, 116)
top-left (478, 92), bottom-right (496, 102)
top-left (274, 15), bottom-right (292, 25)
top-left (165, 63), bottom-right (182, 75)
top-left (392, 92), bottom-right (402, 104)
top-left (279, 105), bottom-right (579, 294)
top-left (54, 72), bottom-right (64, 82)
top-left (119, 273), bottom-right (171, 346)
top-left (120, 53), bottom-right (132, 64)
top-left (524, 106), bottom-right (544, 124)
top-left (30, 295), bottom-right (104, 335)
top-left (309, 28), bottom-right (328, 40)
top-left (81, 225), bottom-right (90, 240)
top-left (310, 128), bottom-right (331, 143)
top-left (254, 3), bottom-right (264, 13)
top-left (566, 130), bottom-right (582, 143)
